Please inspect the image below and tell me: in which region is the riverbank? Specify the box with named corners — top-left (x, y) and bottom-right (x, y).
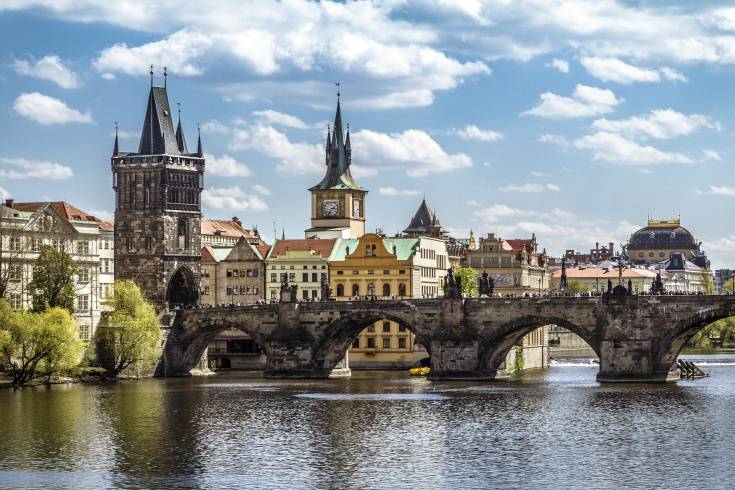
top-left (0, 368), bottom-right (146, 389)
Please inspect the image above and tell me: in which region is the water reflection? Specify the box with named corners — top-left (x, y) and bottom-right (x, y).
top-left (1, 360), bottom-right (735, 488)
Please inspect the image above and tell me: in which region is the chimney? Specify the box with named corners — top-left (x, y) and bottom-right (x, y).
top-left (595, 242), bottom-right (599, 251)
top-left (232, 216), bottom-right (242, 227)
top-left (5, 199), bottom-right (13, 208)
top-left (609, 242), bottom-right (614, 254)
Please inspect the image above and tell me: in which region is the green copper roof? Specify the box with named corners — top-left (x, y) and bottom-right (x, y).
top-left (330, 237), bottom-right (419, 261)
top-left (212, 247), bottom-right (232, 261)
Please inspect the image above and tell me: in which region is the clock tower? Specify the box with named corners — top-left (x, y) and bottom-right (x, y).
top-left (305, 93), bottom-right (366, 240)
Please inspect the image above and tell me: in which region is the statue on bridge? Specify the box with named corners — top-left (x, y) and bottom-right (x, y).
top-left (478, 272), bottom-right (495, 297)
top-left (444, 267), bottom-right (462, 299)
top-left (650, 273), bottom-right (666, 295)
top-left (320, 275), bottom-right (332, 301)
top-left (280, 273), bottom-right (298, 303)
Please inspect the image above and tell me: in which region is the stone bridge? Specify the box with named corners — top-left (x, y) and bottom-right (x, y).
top-left (162, 295), bottom-right (735, 382)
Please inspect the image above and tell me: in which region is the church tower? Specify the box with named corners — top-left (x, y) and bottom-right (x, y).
top-left (305, 91), bottom-right (366, 239)
top-left (112, 69), bottom-right (205, 310)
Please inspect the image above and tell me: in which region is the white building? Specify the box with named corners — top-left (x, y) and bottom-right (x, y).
top-left (0, 200), bottom-right (113, 341)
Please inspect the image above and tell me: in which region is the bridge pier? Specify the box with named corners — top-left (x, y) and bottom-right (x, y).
top-left (596, 339), bottom-right (677, 383)
top-left (427, 338), bottom-right (496, 380)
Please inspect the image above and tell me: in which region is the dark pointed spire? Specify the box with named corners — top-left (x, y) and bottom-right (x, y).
top-left (194, 123), bottom-right (203, 157)
top-left (113, 121), bottom-right (119, 156)
top-left (164, 66), bottom-right (167, 87)
top-left (175, 102), bottom-right (188, 153)
top-left (345, 123), bottom-right (351, 154)
top-left (281, 227), bottom-right (285, 240)
top-left (150, 64), bottom-right (154, 87)
top-left (138, 77), bottom-right (179, 155)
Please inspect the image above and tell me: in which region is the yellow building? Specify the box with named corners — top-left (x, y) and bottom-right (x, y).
top-left (329, 233), bottom-right (444, 369)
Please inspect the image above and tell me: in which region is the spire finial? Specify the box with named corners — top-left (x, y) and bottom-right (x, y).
top-left (113, 121), bottom-right (119, 156)
top-left (196, 122), bottom-right (203, 157)
top-left (335, 81), bottom-right (340, 101)
top-left (150, 64), bottom-right (154, 86)
top-left (163, 66), bottom-right (167, 87)
top-left (177, 102), bottom-right (181, 121)
top-left (346, 123), bottom-right (350, 132)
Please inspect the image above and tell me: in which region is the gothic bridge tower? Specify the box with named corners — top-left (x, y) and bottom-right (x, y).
top-left (305, 91), bottom-right (367, 239)
top-left (112, 71), bottom-right (205, 310)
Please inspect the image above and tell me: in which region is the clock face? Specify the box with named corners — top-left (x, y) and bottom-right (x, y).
top-left (324, 201), bottom-right (338, 217)
top-left (353, 200), bottom-right (360, 218)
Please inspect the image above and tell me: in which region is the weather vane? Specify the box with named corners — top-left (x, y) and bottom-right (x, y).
top-left (149, 64), bottom-right (154, 86)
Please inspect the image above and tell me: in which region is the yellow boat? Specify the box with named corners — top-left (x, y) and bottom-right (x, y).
top-left (409, 367), bottom-right (431, 376)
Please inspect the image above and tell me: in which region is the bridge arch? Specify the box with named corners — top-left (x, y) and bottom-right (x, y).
top-left (310, 307), bottom-right (431, 372)
top-left (177, 316), bottom-right (270, 374)
top-left (479, 315), bottom-right (599, 373)
top-left (656, 307), bottom-right (735, 373)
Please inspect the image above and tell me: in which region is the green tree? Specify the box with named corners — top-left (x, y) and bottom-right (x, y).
top-left (99, 281), bottom-right (161, 376)
top-left (454, 267), bottom-right (478, 296)
top-left (28, 245), bottom-right (76, 312)
top-left (723, 278), bottom-right (735, 294)
top-left (0, 300), bottom-right (84, 386)
top-left (702, 268), bottom-right (715, 294)
top-left (565, 280), bottom-right (590, 294)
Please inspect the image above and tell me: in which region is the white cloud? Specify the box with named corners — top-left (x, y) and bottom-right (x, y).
top-left (592, 109), bottom-right (719, 139)
top-left (200, 120), bottom-right (230, 134)
top-left (204, 153), bottom-right (252, 177)
top-left (13, 55), bottom-right (80, 89)
top-left (530, 171), bottom-right (550, 178)
top-left (574, 132), bottom-right (695, 165)
top-left (353, 129), bottom-right (472, 177)
top-left (378, 187), bottom-right (421, 196)
top-left (12, 92), bottom-right (93, 125)
top-left (660, 67), bottom-right (687, 82)
top-left (448, 124), bottom-right (503, 142)
top-left (466, 200), bottom-right (482, 207)
top-left (473, 204), bottom-right (531, 223)
top-left (580, 57), bottom-right (660, 84)
top-left (202, 186), bottom-right (268, 211)
top-left (93, 29), bottom-right (212, 77)
top-left (701, 234), bottom-right (735, 269)
top-left (499, 183), bottom-right (560, 193)
top-left (252, 110), bottom-right (312, 129)
top-left (703, 149), bottom-right (722, 161)
top-left (229, 125), bottom-right (323, 175)
top-left (538, 133), bottom-right (571, 147)
top-left (0, 157), bottom-right (73, 180)
top-left (708, 185), bottom-right (735, 196)
top-left (547, 58), bottom-right (569, 73)
top-left (251, 184), bottom-right (271, 196)
top-left (523, 84), bottom-right (621, 119)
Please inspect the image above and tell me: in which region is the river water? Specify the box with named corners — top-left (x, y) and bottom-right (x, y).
top-left (1, 355), bottom-right (735, 489)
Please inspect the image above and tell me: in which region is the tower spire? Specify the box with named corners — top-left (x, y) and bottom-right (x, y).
top-left (150, 64), bottom-right (154, 87)
top-left (164, 66), bottom-right (167, 88)
top-left (113, 121), bottom-right (119, 156)
top-left (196, 123), bottom-right (203, 157)
top-left (175, 102), bottom-right (188, 153)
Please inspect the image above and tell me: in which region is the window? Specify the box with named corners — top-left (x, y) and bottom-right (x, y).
top-left (79, 325), bottom-right (90, 341)
top-left (311, 289), bottom-right (318, 299)
top-left (383, 283), bottom-right (391, 297)
top-left (145, 237), bottom-right (152, 251)
top-left (399, 283), bottom-right (407, 297)
top-left (232, 269), bottom-right (239, 277)
top-left (78, 295), bottom-right (89, 311)
top-left (367, 283), bottom-right (375, 296)
top-left (126, 237), bottom-right (133, 252)
top-left (53, 239), bottom-right (62, 251)
top-left (367, 324), bottom-right (375, 332)
top-left (352, 338), bottom-right (360, 348)
top-left (302, 290), bottom-right (309, 300)
top-left (399, 269), bottom-right (405, 275)
top-left (9, 293), bottom-right (22, 310)
top-left (104, 240), bottom-right (110, 250)
top-left (382, 337), bottom-right (391, 349)
top-left (226, 287), bottom-right (233, 296)
top-left (337, 271), bottom-right (344, 275)
top-left (280, 273), bottom-right (287, 283)
top-left (77, 241), bottom-right (89, 255)
top-left (31, 237), bottom-right (41, 252)
top-left (302, 273), bottom-right (309, 282)
top-left (9, 236), bottom-right (22, 252)
top-left (398, 338), bottom-right (407, 349)
top-left (289, 273), bottom-right (295, 282)
top-left (367, 337), bottom-right (375, 348)
top-left (336, 284), bottom-right (344, 296)
top-left (312, 273), bottom-right (318, 282)
top-left (245, 269), bottom-right (252, 277)
top-left (9, 265), bottom-right (22, 282)
top-left (227, 269), bottom-right (233, 278)
top-left (382, 321), bottom-right (391, 332)
top-left (204, 286), bottom-right (210, 295)
top-left (252, 269), bottom-right (259, 278)
top-left (253, 287), bottom-right (259, 295)
top-left (271, 289), bottom-right (277, 300)
top-left (78, 268), bottom-right (89, 282)
top-left (352, 284), bottom-right (359, 296)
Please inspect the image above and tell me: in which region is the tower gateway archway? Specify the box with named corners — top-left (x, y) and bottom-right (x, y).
top-left (111, 70), bottom-right (205, 311)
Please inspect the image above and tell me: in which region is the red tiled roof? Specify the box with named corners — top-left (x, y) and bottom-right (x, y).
top-left (256, 244), bottom-right (271, 258)
top-left (506, 239), bottom-right (533, 253)
top-left (12, 201), bottom-right (101, 222)
top-left (99, 220), bottom-right (114, 232)
top-left (268, 239), bottom-right (336, 259)
top-left (201, 219), bottom-right (257, 239)
top-left (550, 267), bottom-right (657, 279)
top-left (201, 245), bottom-right (217, 263)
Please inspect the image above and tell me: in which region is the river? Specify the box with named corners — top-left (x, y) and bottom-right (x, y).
top-left (1, 354), bottom-right (735, 489)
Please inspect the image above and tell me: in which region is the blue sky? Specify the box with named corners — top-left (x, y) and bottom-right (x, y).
top-left (2, 1), bottom-right (735, 267)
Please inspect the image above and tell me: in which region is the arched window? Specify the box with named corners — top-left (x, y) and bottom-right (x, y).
top-left (352, 283), bottom-right (360, 297)
top-left (399, 283), bottom-right (406, 297)
top-left (371, 244), bottom-right (377, 256)
top-left (383, 283), bottom-right (391, 297)
top-left (337, 284), bottom-right (344, 297)
top-left (367, 283), bottom-right (375, 296)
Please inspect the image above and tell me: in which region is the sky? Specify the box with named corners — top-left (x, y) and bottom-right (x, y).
top-left (1, 1), bottom-right (735, 268)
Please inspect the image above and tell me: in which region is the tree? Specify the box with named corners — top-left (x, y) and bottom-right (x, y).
top-left (723, 278), bottom-right (735, 294)
top-left (99, 280), bottom-right (161, 376)
top-left (0, 300), bottom-right (84, 386)
top-left (702, 268), bottom-right (715, 294)
top-left (454, 267), bottom-right (478, 296)
top-left (565, 280), bottom-right (589, 294)
top-left (28, 245), bottom-right (76, 312)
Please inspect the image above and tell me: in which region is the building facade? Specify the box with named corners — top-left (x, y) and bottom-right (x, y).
top-left (200, 237), bottom-right (268, 306)
top-left (0, 200), bottom-right (112, 340)
top-left (564, 242), bottom-right (615, 265)
top-left (463, 233), bottom-right (550, 295)
top-left (550, 266), bottom-right (658, 294)
top-left (715, 269), bottom-right (735, 294)
top-left (111, 79), bottom-right (204, 310)
top-left (627, 216), bottom-right (709, 268)
top-left (265, 239), bottom-right (335, 302)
